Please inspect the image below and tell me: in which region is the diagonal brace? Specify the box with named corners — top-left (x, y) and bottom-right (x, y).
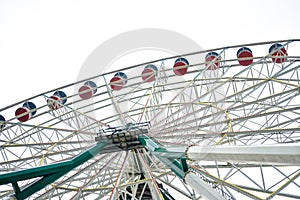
top-left (0, 141), bottom-right (107, 200)
top-left (138, 135), bottom-right (188, 178)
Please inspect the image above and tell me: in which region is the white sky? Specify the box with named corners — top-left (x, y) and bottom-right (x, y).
top-left (0, 0), bottom-right (300, 109)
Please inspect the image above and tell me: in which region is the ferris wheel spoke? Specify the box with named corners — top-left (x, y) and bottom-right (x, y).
top-left (149, 77), bottom-right (253, 134)
top-left (46, 103), bottom-right (106, 131)
top-left (0, 113), bottom-right (102, 157)
top-left (144, 148), bottom-right (200, 199)
top-left (136, 63), bottom-right (168, 124)
top-left (109, 151), bottom-right (129, 200)
top-left (153, 86), bottom-right (298, 138)
top-left (1, 39), bottom-right (300, 199)
top-left (155, 175), bottom-right (196, 199)
top-left (0, 142), bottom-right (108, 200)
top-left (138, 149), bottom-right (174, 199)
top-left (1, 146), bottom-right (85, 169)
top-left (3, 122), bottom-right (96, 140)
top-left (0, 127), bottom-right (92, 170)
top-left (153, 121), bottom-right (300, 146)
top-left (191, 165), bottom-right (266, 200)
top-left (102, 75), bottom-right (128, 125)
top-left (136, 86), bottom-right (156, 124)
top-left (99, 78), bottom-right (220, 128)
top-left (146, 61), bottom-right (221, 130)
top-left (26, 153), bottom-right (114, 199)
top-left (193, 159), bottom-right (300, 199)
top-left (66, 153), bottom-right (119, 200)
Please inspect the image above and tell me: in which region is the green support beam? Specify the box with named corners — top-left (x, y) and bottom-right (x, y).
top-left (138, 135), bottom-right (188, 179)
top-left (0, 141), bottom-right (107, 200)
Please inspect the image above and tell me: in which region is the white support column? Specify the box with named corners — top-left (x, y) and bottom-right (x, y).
top-left (137, 150), bottom-right (163, 200)
top-left (187, 144), bottom-right (300, 165)
top-left (184, 172), bottom-right (226, 200)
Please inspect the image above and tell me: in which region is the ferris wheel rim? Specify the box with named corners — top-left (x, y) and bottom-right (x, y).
top-left (0, 39), bottom-right (300, 200)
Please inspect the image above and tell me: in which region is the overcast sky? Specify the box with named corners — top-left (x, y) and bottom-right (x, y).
top-left (0, 0), bottom-right (300, 109)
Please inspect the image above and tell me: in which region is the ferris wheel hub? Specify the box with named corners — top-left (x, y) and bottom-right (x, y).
top-left (95, 122), bottom-right (150, 151)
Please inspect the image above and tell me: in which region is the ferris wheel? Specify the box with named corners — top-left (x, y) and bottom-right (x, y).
top-left (0, 39), bottom-right (300, 200)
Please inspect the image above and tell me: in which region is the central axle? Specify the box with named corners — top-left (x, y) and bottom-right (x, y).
top-left (95, 122), bottom-right (150, 151)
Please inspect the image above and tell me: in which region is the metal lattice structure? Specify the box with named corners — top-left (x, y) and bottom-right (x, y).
top-left (0, 39), bottom-right (300, 200)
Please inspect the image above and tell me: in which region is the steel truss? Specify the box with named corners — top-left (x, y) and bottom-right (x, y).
top-left (0, 39), bottom-right (300, 200)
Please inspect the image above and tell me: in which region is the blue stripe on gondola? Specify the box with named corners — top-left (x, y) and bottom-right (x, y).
top-left (114, 72), bottom-right (128, 85)
top-left (54, 91), bottom-right (67, 104)
top-left (206, 52), bottom-right (219, 58)
top-left (269, 43), bottom-right (283, 53)
top-left (237, 47), bottom-right (252, 57)
top-left (175, 57), bottom-right (189, 65)
top-left (144, 64), bottom-right (158, 71)
top-left (22, 102), bottom-right (37, 116)
top-left (84, 81), bottom-right (97, 94)
top-left (0, 114), bottom-right (5, 129)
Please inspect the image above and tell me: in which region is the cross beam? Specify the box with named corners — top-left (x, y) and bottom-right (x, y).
top-left (187, 144), bottom-right (300, 164)
top-left (138, 135), bottom-right (226, 200)
top-left (0, 142), bottom-right (108, 200)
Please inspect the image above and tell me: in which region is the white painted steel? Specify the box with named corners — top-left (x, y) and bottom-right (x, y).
top-left (184, 172), bottom-right (226, 200)
top-left (187, 144), bottom-right (300, 165)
